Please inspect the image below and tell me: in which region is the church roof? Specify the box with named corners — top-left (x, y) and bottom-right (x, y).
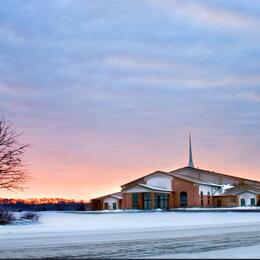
top-left (170, 172), bottom-right (222, 187)
top-left (121, 168), bottom-right (223, 189)
top-left (170, 166), bottom-right (260, 186)
top-left (122, 183), bottom-right (172, 193)
top-left (120, 170), bottom-right (171, 188)
top-left (221, 184), bottom-right (260, 196)
top-left (91, 191), bottom-right (122, 201)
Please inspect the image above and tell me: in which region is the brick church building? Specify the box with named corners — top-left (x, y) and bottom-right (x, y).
top-left (91, 136), bottom-right (260, 210)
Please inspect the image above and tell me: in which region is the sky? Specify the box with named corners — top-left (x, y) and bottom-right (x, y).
top-left (1, 0), bottom-right (260, 200)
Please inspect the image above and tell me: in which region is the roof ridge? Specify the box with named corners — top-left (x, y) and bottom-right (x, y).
top-left (170, 166), bottom-right (260, 184)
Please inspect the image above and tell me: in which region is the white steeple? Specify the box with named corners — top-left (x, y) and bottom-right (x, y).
top-left (188, 133), bottom-right (194, 168)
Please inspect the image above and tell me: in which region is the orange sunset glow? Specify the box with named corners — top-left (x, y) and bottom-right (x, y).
top-left (1, 129), bottom-right (260, 201)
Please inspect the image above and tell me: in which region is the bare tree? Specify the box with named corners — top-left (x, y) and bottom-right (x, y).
top-left (0, 116), bottom-right (30, 191)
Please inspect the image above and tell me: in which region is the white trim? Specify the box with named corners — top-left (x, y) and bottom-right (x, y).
top-left (122, 183), bottom-right (171, 193)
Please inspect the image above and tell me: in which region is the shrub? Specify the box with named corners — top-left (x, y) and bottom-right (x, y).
top-left (0, 210), bottom-right (15, 225)
top-left (20, 211), bottom-right (40, 223)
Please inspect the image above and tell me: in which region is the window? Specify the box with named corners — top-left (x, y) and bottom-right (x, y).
top-left (104, 202), bottom-right (109, 209)
top-left (155, 194), bottom-right (168, 209)
top-left (240, 198), bottom-right (246, 206)
top-left (250, 198), bottom-right (256, 206)
top-left (132, 193), bottom-right (139, 209)
top-left (159, 194), bottom-right (169, 210)
top-left (200, 191), bottom-right (204, 207)
top-left (207, 192), bottom-right (210, 206)
top-left (180, 192), bottom-right (188, 207)
top-left (144, 193), bottom-right (151, 210)
top-left (113, 202), bottom-right (117, 209)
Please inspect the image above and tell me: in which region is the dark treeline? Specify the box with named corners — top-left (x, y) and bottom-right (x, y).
top-left (0, 198), bottom-right (91, 212)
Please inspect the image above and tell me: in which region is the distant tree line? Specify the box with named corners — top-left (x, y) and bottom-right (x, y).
top-left (0, 197), bottom-right (87, 204)
top-left (0, 197), bottom-right (91, 212)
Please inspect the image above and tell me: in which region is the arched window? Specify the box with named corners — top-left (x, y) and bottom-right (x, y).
top-left (207, 192), bottom-right (210, 206)
top-left (200, 191), bottom-right (204, 207)
top-left (180, 192), bottom-right (188, 207)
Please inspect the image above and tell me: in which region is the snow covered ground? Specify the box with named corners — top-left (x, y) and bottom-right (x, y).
top-left (1, 211), bottom-right (260, 258)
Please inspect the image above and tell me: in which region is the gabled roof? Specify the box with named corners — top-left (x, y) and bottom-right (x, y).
top-left (170, 173), bottom-right (222, 187)
top-left (120, 166), bottom-right (260, 191)
top-left (138, 183), bottom-right (172, 192)
top-left (122, 183), bottom-right (172, 193)
top-left (121, 169), bottom-right (222, 190)
top-left (120, 170), bottom-right (171, 187)
top-left (221, 184), bottom-right (260, 196)
top-left (171, 166), bottom-right (260, 186)
top-left (91, 192), bottom-right (122, 201)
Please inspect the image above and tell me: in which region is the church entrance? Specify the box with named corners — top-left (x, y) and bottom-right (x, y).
top-left (154, 194), bottom-right (169, 210)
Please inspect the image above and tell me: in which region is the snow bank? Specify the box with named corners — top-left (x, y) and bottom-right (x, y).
top-left (1, 211), bottom-right (260, 237)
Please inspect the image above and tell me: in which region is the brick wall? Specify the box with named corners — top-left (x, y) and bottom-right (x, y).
top-left (213, 195), bottom-right (238, 207)
top-left (199, 195), bottom-right (213, 207)
top-left (257, 195), bottom-right (260, 206)
top-left (138, 193), bottom-right (143, 209)
top-left (169, 192), bottom-right (175, 208)
top-left (122, 193), bottom-right (132, 209)
top-left (172, 177), bottom-right (200, 207)
top-left (91, 199), bottom-right (103, 210)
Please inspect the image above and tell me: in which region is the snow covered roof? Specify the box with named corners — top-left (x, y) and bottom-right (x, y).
top-left (138, 183), bottom-right (172, 192)
top-left (122, 183), bottom-right (172, 193)
top-left (221, 184), bottom-right (260, 196)
top-left (91, 192), bottom-right (122, 201)
top-left (110, 194), bottom-right (122, 199)
top-left (121, 169), bottom-right (222, 190)
top-left (120, 170), bottom-right (171, 187)
top-left (170, 173), bottom-right (222, 187)
top-left (171, 166), bottom-right (260, 186)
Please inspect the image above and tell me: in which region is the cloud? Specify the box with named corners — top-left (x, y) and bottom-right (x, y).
top-left (0, 26), bottom-right (26, 44)
top-left (102, 55), bottom-right (260, 89)
top-left (147, 0), bottom-right (260, 29)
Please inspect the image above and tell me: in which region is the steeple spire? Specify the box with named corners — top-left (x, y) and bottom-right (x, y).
top-left (188, 133), bottom-right (194, 168)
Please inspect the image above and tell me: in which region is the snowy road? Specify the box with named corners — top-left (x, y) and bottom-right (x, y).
top-left (1, 212), bottom-right (260, 258)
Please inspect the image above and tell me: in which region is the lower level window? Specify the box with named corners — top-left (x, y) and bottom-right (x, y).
top-left (113, 202), bottom-right (117, 209)
top-left (250, 198), bottom-right (256, 206)
top-left (240, 198), bottom-right (246, 206)
top-left (143, 193), bottom-right (151, 210)
top-left (200, 191), bottom-right (204, 207)
top-left (132, 193), bottom-right (139, 209)
top-left (207, 192), bottom-right (210, 206)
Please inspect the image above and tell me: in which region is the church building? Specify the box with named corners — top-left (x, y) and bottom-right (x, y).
top-left (91, 135), bottom-right (260, 210)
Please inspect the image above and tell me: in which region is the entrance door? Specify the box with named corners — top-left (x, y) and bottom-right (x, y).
top-left (155, 195), bottom-right (160, 208)
top-left (154, 194), bottom-right (169, 209)
top-left (113, 202), bottom-right (117, 209)
top-left (180, 192), bottom-right (188, 207)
